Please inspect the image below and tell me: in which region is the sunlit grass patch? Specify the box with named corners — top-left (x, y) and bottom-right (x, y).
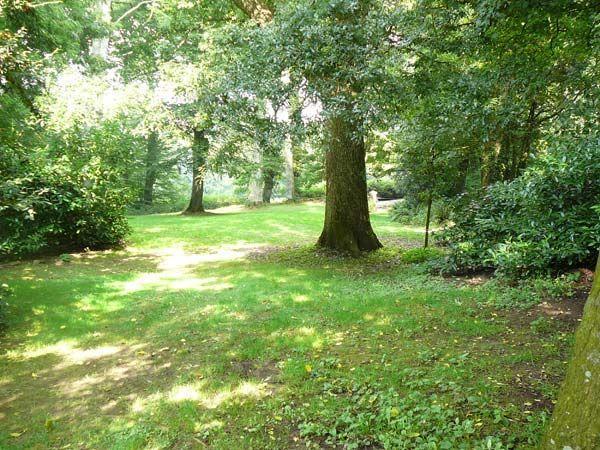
top-left (0, 203), bottom-right (579, 449)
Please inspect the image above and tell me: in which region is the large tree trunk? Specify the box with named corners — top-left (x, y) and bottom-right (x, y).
top-left (183, 129), bottom-right (208, 214)
top-left (262, 169), bottom-right (276, 203)
top-left (317, 114), bottom-right (382, 254)
top-left (142, 131), bottom-right (160, 205)
top-left (542, 255), bottom-right (600, 449)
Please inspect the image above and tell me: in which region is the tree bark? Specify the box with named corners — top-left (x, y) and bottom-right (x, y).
top-left (317, 114), bottom-right (382, 255)
top-left (142, 131), bottom-right (160, 205)
top-left (262, 169), bottom-right (276, 203)
top-left (283, 136), bottom-right (295, 200)
top-left (424, 192), bottom-right (433, 248)
top-left (542, 255), bottom-right (600, 449)
top-left (247, 146), bottom-right (263, 205)
top-left (183, 129), bottom-right (208, 214)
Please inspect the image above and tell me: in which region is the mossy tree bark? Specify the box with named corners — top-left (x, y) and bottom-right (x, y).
top-left (317, 114), bottom-right (382, 254)
top-left (542, 254), bottom-right (600, 449)
top-left (183, 129), bottom-right (208, 214)
top-left (142, 131), bottom-right (160, 205)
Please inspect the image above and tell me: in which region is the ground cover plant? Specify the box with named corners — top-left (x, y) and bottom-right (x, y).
top-left (0, 204), bottom-right (586, 449)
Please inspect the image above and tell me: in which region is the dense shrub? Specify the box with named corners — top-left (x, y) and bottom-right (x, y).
top-left (390, 200), bottom-right (451, 226)
top-left (401, 247), bottom-right (445, 264)
top-left (297, 181), bottom-right (326, 199)
top-left (367, 177), bottom-right (402, 199)
top-left (438, 134), bottom-right (600, 277)
top-left (0, 161), bottom-right (130, 258)
top-left (203, 194), bottom-right (243, 209)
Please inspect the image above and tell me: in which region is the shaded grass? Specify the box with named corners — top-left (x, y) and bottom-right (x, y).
top-left (0, 203), bottom-right (576, 449)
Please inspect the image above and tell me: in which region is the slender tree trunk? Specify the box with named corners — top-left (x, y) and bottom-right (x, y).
top-left (513, 100), bottom-right (538, 177)
top-left (183, 129), bottom-right (208, 214)
top-left (424, 192), bottom-right (433, 248)
top-left (283, 136), bottom-right (295, 201)
top-left (142, 131), bottom-right (159, 205)
top-left (262, 169), bottom-right (276, 203)
top-left (542, 255), bottom-right (600, 449)
top-left (317, 114), bottom-right (382, 255)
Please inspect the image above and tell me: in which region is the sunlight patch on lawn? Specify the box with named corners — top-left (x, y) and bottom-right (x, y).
top-left (119, 273), bottom-right (233, 293)
top-left (194, 419), bottom-right (224, 434)
top-left (19, 341), bottom-right (123, 362)
top-left (132, 381), bottom-right (272, 413)
top-left (115, 243), bottom-right (280, 294)
top-left (293, 294), bottom-right (311, 303)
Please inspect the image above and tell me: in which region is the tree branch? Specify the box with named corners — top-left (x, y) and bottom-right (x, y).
top-left (114, 0), bottom-right (153, 24)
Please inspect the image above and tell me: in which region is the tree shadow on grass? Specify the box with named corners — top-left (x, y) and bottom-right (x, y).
top-left (0, 237), bottom-right (543, 449)
top-left (0, 246), bottom-right (351, 447)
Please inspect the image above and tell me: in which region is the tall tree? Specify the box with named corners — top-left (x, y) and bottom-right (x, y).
top-left (317, 112), bottom-right (381, 252)
top-left (542, 255), bottom-right (600, 448)
top-left (183, 129), bottom-right (209, 214)
top-left (230, 0), bottom-right (400, 253)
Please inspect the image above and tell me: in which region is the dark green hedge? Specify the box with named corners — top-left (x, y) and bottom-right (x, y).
top-left (0, 164), bottom-right (130, 258)
top-left (438, 133), bottom-right (600, 277)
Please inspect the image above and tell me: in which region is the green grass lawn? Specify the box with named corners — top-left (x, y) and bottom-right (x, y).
top-left (0, 203), bottom-right (577, 449)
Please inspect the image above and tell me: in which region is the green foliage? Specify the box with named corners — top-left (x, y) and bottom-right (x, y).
top-left (203, 194), bottom-right (242, 210)
top-left (294, 368), bottom-right (545, 449)
top-left (296, 181), bottom-right (325, 199)
top-left (530, 316), bottom-right (558, 335)
top-left (0, 161), bottom-right (130, 257)
top-left (438, 134), bottom-right (600, 277)
top-left (479, 273), bottom-right (580, 310)
top-left (367, 177), bottom-right (402, 199)
top-left (390, 200), bottom-right (418, 224)
top-left (401, 247), bottom-right (445, 264)
top-left (390, 200), bottom-right (451, 227)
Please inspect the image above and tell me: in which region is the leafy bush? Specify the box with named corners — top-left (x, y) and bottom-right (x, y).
top-left (367, 177), bottom-right (402, 199)
top-left (0, 161), bottom-right (130, 258)
top-left (401, 247), bottom-right (445, 264)
top-left (390, 200), bottom-right (451, 226)
top-left (296, 181), bottom-right (326, 199)
top-left (478, 273), bottom-right (580, 309)
top-left (438, 134), bottom-right (600, 277)
top-left (203, 194), bottom-right (243, 210)
top-left (389, 200), bottom-right (419, 224)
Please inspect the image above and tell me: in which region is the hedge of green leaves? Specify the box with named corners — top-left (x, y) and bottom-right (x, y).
top-left (438, 133), bottom-right (600, 277)
top-left (0, 162), bottom-right (130, 258)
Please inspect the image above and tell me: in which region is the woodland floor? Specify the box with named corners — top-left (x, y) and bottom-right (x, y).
top-left (0, 203), bottom-right (588, 449)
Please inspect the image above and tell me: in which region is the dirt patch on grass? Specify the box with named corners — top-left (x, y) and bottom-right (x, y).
top-left (497, 284), bottom-right (589, 332)
top-left (230, 358), bottom-right (280, 382)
